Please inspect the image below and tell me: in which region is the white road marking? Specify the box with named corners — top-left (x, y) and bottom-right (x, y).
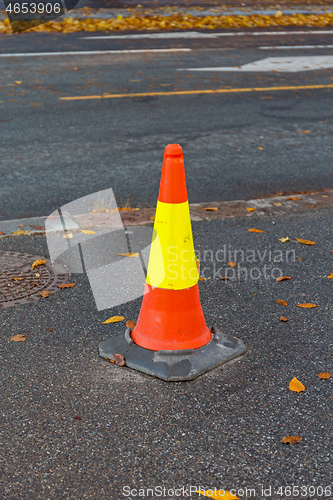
top-left (80, 30), bottom-right (333, 40)
top-left (261, 45), bottom-right (333, 49)
top-left (180, 56), bottom-right (333, 72)
top-left (0, 48), bottom-right (191, 58)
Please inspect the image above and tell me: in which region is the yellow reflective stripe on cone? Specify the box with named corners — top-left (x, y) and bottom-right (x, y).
top-left (146, 200), bottom-right (199, 290)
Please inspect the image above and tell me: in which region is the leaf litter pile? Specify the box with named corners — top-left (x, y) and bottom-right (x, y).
top-left (1, 11), bottom-right (333, 34)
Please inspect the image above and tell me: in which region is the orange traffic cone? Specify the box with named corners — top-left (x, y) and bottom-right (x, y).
top-left (99, 144), bottom-right (245, 381)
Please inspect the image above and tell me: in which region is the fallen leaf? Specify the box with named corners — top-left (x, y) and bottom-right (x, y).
top-left (81, 229), bottom-right (96, 235)
top-left (276, 276), bottom-right (292, 282)
top-left (116, 252), bottom-right (140, 257)
top-left (35, 273), bottom-right (40, 277)
top-left (296, 303), bottom-right (318, 308)
top-left (220, 276), bottom-right (229, 280)
top-left (282, 436), bottom-right (302, 444)
top-left (0, 230), bottom-right (5, 235)
top-left (199, 277), bottom-right (207, 280)
top-left (126, 320), bottom-right (136, 329)
top-left (204, 206), bottom-right (218, 211)
top-left (11, 229), bottom-right (30, 235)
top-left (149, 216), bottom-right (155, 220)
top-left (289, 377), bottom-right (305, 393)
top-left (280, 316), bottom-right (288, 322)
top-left (227, 261), bottom-right (237, 268)
top-left (31, 225), bottom-right (44, 231)
top-left (11, 277), bottom-right (24, 281)
top-left (327, 273), bottom-right (333, 279)
top-left (18, 224), bottom-right (25, 227)
top-left (40, 290), bottom-right (52, 298)
top-left (72, 67), bottom-right (78, 71)
top-left (276, 300), bottom-right (288, 306)
top-left (257, 146), bottom-right (264, 150)
top-left (10, 334), bottom-right (26, 342)
top-left (102, 316), bottom-right (125, 324)
top-left (31, 258), bottom-right (46, 270)
top-left (74, 416), bottom-right (81, 420)
top-left (113, 353), bottom-right (125, 366)
top-left (286, 196), bottom-right (302, 201)
top-left (297, 130), bottom-right (311, 133)
top-left (295, 237), bottom-right (315, 245)
top-left (318, 372), bottom-right (331, 379)
top-left (198, 490), bottom-right (239, 500)
top-left (58, 283), bottom-right (76, 288)
top-left (279, 237), bottom-right (290, 242)
top-left (274, 202), bottom-right (282, 206)
top-left (248, 228), bottom-right (266, 233)
top-left (44, 327), bottom-right (53, 332)
top-left (15, 81), bottom-right (22, 84)
top-left (63, 232), bottom-right (73, 239)
top-left (246, 207), bottom-right (256, 212)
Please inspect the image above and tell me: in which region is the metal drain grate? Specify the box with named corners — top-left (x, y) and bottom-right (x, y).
top-left (0, 251), bottom-right (68, 309)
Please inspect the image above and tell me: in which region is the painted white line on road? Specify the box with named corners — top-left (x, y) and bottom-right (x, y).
top-left (0, 48), bottom-right (191, 58)
top-left (180, 56), bottom-right (333, 72)
top-left (80, 30), bottom-right (333, 40)
top-left (261, 45), bottom-right (333, 49)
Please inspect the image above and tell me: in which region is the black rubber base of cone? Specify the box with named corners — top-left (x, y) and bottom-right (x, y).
top-left (99, 327), bottom-right (246, 382)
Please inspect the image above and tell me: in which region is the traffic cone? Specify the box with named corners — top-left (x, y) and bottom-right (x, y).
top-left (99, 144), bottom-right (246, 381)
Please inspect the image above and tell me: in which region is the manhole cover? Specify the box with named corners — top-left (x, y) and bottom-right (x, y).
top-left (0, 251), bottom-right (68, 309)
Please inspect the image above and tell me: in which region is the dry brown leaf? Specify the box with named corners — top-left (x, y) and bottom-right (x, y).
top-left (40, 290), bottom-right (52, 298)
top-left (318, 372), bottom-right (331, 379)
top-left (246, 207), bottom-right (256, 212)
top-left (10, 334), bottom-right (26, 342)
top-left (204, 206), bottom-right (218, 211)
top-left (220, 276), bottom-right (229, 280)
top-left (102, 316), bottom-right (125, 324)
top-left (126, 320), bottom-right (136, 329)
top-left (327, 273), bottom-right (333, 279)
top-left (279, 237), bottom-right (290, 242)
top-left (81, 229), bottom-right (96, 235)
top-left (31, 259), bottom-right (46, 270)
top-left (289, 377), bottom-right (305, 393)
top-left (113, 353), bottom-right (125, 366)
top-left (199, 277), bottom-right (207, 281)
top-left (276, 276), bottom-right (292, 282)
top-left (116, 252), bottom-right (140, 257)
top-left (0, 230), bottom-right (5, 235)
top-left (280, 316), bottom-right (288, 322)
top-left (63, 232), bottom-right (73, 239)
top-left (58, 283), bottom-right (76, 289)
top-left (296, 303), bottom-right (318, 308)
top-left (276, 300), bottom-right (288, 306)
top-left (11, 277), bottom-right (24, 281)
top-left (248, 228), bottom-right (266, 233)
top-left (227, 261), bottom-right (237, 268)
top-left (282, 436), bottom-right (302, 444)
top-left (286, 196), bottom-right (302, 201)
top-left (295, 237), bottom-right (315, 245)
top-left (44, 327), bottom-right (53, 332)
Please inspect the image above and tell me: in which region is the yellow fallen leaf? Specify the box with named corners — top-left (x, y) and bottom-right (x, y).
top-left (274, 202), bottom-right (282, 207)
top-left (282, 436), bottom-right (302, 444)
top-left (116, 252), bottom-right (140, 257)
top-left (227, 261), bottom-right (237, 268)
top-left (246, 207), bottom-right (256, 212)
top-left (11, 229), bottom-right (30, 235)
top-left (15, 81), bottom-right (22, 84)
top-left (102, 316), bottom-right (125, 324)
top-left (63, 232), bottom-right (73, 239)
top-left (286, 196), bottom-right (302, 201)
top-left (280, 316), bottom-right (288, 322)
top-left (276, 276), bottom-right (292, 282)
top-left (276, 300), bottom-right (288, 306)
top-left (297, 130), bottom-right (311, 134)
top-left (31, 258), bottom-right (46, 270)
top-left (81, 229), bottom-right (96, 235)
top-left (198, 490), bottom-right (239, 500)
top-left (204, 207), bottom-right (218, 211)
top-left (58, 283), bottom-right (76, 288)
top-left (295, 237), bottom-right (315, 245)
top-left (327, 273), bottom-right (333, 279)
top-left (296, 303), bottom-right (318, 308)
top-left (289, 377), bottom-right (305, 393)
top-left (199, 277), bottom-right (207, 280)
top-left (279, 237), bottom-right (290, 242)
top-left (318, 372), bottom-right (330, 379)
top-left (257, 146), bottom-right (264, 150)
top-left (10, 334), bottom-right (26, 342)
top-left (248, 228), bottom-right (266, 233)
top-left (40, 290), bottom-right (52, 298)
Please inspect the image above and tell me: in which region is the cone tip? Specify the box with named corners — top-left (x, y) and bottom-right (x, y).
top-left (165, 144), bottom-right (182, 156)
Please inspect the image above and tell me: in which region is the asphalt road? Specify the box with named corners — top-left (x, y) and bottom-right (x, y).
top-left (1, 29), bottom-right (333, 221)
